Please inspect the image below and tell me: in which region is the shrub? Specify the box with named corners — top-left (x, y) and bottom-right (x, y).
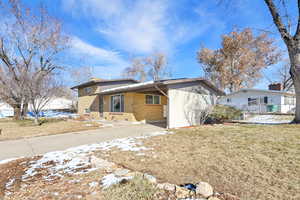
top-left (103, 176), bottom-right (158, 200)
top-left (206, 105), bottom-right (242, 123)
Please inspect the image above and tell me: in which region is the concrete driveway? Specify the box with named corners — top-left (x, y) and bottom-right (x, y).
top-left (0, 124), bottom-right (164, 161)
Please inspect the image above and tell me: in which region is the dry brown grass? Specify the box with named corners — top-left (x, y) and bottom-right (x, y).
top-left (103, 176), bottom-right (157, 200)
top-left (103, 124), bottom-right (300, 200)
top-left (0, 118), bottom-right (101, 141)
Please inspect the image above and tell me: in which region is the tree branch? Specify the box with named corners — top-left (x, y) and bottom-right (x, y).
top-left (264, 0), bottom-right (292, 43)
top-left (295, 0), bottom-right (300, 39)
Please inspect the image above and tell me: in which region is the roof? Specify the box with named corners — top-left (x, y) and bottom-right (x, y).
top-left (96, 78), bottom-right (225, 96)
top-left (71, 78), bottom-right (139, 89)
top-left (225, 88), bottom-right (295, 97)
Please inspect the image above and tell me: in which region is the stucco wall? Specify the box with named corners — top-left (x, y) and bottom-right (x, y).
top-left (167, 82), bottom-right (217, 128)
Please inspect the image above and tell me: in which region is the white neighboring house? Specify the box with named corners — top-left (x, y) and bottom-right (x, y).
top-left (219, 88), bottom-right (296, 114)
top-left (28, 97), bottom-right (76, 111)
top-left (0, 102), bottom-right (14, 118)
top-left (0, 97), bottom-right (76, 118)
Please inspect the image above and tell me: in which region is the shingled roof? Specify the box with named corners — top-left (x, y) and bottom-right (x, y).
top-left (70, 78), bottom-right (139, 89)
top-left (96, 78), bottom-right (225, 96)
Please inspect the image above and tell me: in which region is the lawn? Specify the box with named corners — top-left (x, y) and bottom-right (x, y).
top-left (0, 124), bottom-right (299, 200)
top-left (0, 118), bottom-right (101, 140)
top-left (101, 124), bottom-right (300, 200)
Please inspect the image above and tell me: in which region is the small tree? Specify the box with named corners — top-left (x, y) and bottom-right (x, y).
top-left (27, 72), bottom-right (63, 125)
top-left (0, 0), bottom-right (68, 120)
top-left (197, 28), bottom-right (281, 92)
top-left (122, 53), bottom-right (169, 81)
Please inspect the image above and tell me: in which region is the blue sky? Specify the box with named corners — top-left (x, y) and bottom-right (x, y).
top-left (24, 0), bottom-right (295, 88)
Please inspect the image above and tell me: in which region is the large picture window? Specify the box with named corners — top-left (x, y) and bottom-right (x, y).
top-left (145, 95), bottom-right (160, 105)
top-left (110, 94), bottom-right (124, 112)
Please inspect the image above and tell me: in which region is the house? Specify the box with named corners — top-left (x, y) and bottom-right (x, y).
top-left (218, 83), bottom-right (296, 114)
top-left (72, 78), bottom-right (224, 128)
top-left (0, 97), bottom-right (76, 118)
top-left (71, 78), bottom-right (140, 118)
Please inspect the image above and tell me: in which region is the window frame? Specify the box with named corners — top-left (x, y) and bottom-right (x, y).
top-left (110, 94), bottom-right (125, 112)
top-left (84, 87), bottom-right (92, 94)
top-left (145, 94), bottom-right (161, 105)
top-left (248, 97), bottom-right (258, 106)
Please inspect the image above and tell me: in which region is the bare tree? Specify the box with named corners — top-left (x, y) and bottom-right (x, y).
top-left (197, 28), bottom-right (281, 92)
top-left (122, 53), bottom-right (170, 81)
top-left (0, 0), bottom-right (69, 120)
top-left (26, 72), bottom-right (63, 125)
top-left (69, 66), bottom-right (93, 84)
top-left (277, 59), bottom-right (293, 91)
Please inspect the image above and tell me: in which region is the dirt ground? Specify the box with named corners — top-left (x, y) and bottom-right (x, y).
top-left (100, 124), bottom-right (300, 200)
top-left (0, 118), bottom-right (101, 141)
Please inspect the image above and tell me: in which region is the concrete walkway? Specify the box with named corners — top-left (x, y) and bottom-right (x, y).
top-left (0, 124), bottom-right (164, 161)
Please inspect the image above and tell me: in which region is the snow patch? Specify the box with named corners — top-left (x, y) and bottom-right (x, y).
top-left (0, 157), bottom-right (22, 165)
top-left (101, 173), bottom-right (133, 189)
top-left (244, 114), bottom-right (292, 124)
top-left (101, 81), bottom-right (154, 93)
top-left (21, 131), bottom-right (171, 181)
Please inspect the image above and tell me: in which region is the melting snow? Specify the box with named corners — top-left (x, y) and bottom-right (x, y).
top-left (0, 157), bottom-right (22, 165)
top-left (101, 174), bottom-right (133, 189)
top-left (101, 81), bottom-right (154, 93)
top-left (244, 114), bottom-right (292, 124)
top-left (21, 131), bottom-right (171, 181)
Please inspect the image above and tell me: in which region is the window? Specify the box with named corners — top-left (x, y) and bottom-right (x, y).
top-left (84, 108), bottom-right (91, 113)
top-left (84, 87), bottom-right (92, 94)
top-left (284, 96), bottom-right (296, 105)
top-left (145, 95), bottom-right (160, 105)
top-left (110, 94), bottom-right (124, 112)
top-left (248, 98), bottom-right (258, 106)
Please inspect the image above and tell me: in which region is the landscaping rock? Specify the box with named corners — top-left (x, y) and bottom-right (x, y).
top-left (114, 169), bottom-right (130, 176)
top-left (89, 156), bottom-right (115, 169)
top-left (144, 173), bottom-right (157, 184)
top-left (196, 181), bottom-right (213, 198)
top-left (208, 197), bottom-right (221, 200)
top-left (157, 183), bottom-right (176, 191)
top-left (174, 185), bottom-right (191, 199)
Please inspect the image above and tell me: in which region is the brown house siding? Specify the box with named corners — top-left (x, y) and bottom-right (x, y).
top-left (77, 85), bottom-right (100, 118)
top-left (102, 92), bottom-right (167, 122)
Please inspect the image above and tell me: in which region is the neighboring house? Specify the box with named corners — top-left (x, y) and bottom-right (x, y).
top-left (219, 84), bottom-right (296, 114)
top-left (0, 97), bottom-right (76, 118)
top-left (28, 97), bottom-right (76, 112)
top-left (72, 78), bottom-right (224, 128)
top-left (0, 102), bottom-right (14, 118)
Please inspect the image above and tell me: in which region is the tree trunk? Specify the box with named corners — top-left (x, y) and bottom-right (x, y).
top-left (34, 116), bottom-right (39, 125)
top-left (289, 47), bottom-right (300, 123)
top-left (13, 105), bottom-right (21, 120)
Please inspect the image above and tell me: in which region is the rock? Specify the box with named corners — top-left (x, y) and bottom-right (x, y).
top-left (157, 183), bottom-right (176, 191)
top-left (208, 197), bottom-right (221, 200)
top-left (124, 171), bottom-right (143, 177)
top-left (196, 181), bottom-right (213, 198)
top-left (143, 174), bottom-right (157, 184)
top-left (89, 156), bottom-right (114, 169)
top-left (114, 169), bottom-right (130, 176)
top-left (174, 185), bottom-right (191, 199)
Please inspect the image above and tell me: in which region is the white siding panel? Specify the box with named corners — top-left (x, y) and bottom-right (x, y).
top-left (168, 84), bottom-right (215, 128)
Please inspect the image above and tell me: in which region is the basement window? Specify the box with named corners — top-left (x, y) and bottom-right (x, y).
top-left (146, 95), bottom-right (160, 105)
top-left (110, 94), bottom-right (124, 112)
